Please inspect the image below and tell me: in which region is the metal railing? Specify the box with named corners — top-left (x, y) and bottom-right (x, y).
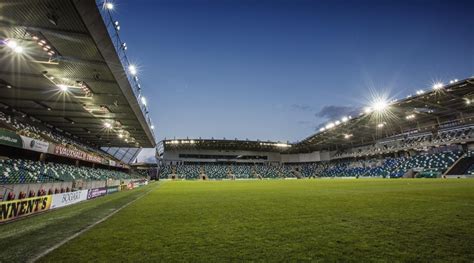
top-left (96, 1), bottom-right (155, 143)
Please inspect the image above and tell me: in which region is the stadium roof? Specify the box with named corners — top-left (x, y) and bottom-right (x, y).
top-left (162, 78), bottom-right (474, 155)
top-left (293, 78), bottom-right (474, 153)
top-left (162, 139), bottom-right (292, 153)
top-left (0, 0), bottom-right (156, 148)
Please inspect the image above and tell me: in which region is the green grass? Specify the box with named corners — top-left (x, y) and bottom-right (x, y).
top-left (0, 183), bottom-right (156, 262)
top-left (33, 179), bottom-right (474, 262)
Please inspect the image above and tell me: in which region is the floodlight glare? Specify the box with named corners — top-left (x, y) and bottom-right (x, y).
top-left (325, 123), bottom-right (335, 129)
top-left (141, 96), bottom-right (147, 106)
top-left (364, 107), bottom-right (373, 114)
top-left (341, 116), bottom-right (349, 122)
top-left (416, 90), bottom-right (425, 95)
top-left (104, 122), bottom-right (112, 129)
top-left (57, 84), bottom-right (68, 91)
top-left (6, 40), bottom-right (18, 49)
top-left (432, 82), bottom-right (443, 90)
top-left (13, 46), bottom-right (23, 53)
top-left (372, 99), bottom-right (389, 112)
top-left (128, 65), bottom-right (137, 75)
top-left (105, 2), bottom-right (114, 9)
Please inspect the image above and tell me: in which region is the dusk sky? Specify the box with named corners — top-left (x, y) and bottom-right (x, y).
top-left (120, 0), bottom-right (474, 161)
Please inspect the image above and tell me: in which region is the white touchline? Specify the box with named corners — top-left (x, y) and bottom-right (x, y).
top-left (29, 183), bottom-right (160, 263)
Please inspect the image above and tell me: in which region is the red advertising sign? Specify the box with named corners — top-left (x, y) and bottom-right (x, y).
top-left (54, 145), bottom-right (103, 164)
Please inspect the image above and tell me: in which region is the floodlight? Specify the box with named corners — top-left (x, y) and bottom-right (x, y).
top-left (57, 84), bottom-right (68, 91)
top-left (141, 96), bottom-right (147, 106)
top-left (325, 123), bottom-right (335, 129)
top-left (129, 65), bottom-right (137, 75)
top-left (371, 99), bottom-right (389, 112)
top-left (432, 83), bottom-right (443, 90)
top-left (341, 116), bottom-right (349, 122)
top-left (105, 2), bottom-right (114, 10)
top-left (6, 40), bottom-right (18, 49)
top-left (104, 122), bottom-right (112, 129)
top-left (416, 90), bottom-right (424, 95)
top-left (13, 46), bottom-right (23, 53)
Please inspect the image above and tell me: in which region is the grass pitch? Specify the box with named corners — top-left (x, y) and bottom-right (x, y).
top-left (2, 179), bottom-right (474, 262)
top-left (36, 179), bottom-right (474, 262)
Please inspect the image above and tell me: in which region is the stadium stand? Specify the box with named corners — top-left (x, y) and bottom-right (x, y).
top-left (0, 158), bottom-right (134, 185)
top-left (158, 149), bottom-right (472, 179)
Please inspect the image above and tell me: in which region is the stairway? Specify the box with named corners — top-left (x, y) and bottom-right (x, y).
top-left (445, 156), bottom-right (474, 175)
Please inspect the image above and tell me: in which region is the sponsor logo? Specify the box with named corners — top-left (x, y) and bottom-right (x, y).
top-left (0, 196), bottom-right (52, 223)
top-left (106, 186), bottom-right (119, 194)
top-left (54, 145), bottom-right (103, 164)
top-left (21, 136), bottom-right (49, 153)
top-left (0, 129), bottom-right (23, 148)
top-left (87, 188), bottom-right (107, 200)
top-left (51, 190), bottom-right (88, 209)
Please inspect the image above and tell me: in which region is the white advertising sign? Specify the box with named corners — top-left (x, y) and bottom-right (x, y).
top-left (21, 136), bottom-right (49, 153)
top-left (51, 190), bottom-right (88, 209)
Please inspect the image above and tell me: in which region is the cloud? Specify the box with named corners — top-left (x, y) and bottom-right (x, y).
top-left (135, 148), bottom-right (157, 163)
top-left (315, 105), bottom-right (360, 120)
top-left (291, 104), bottom-right (314, 112)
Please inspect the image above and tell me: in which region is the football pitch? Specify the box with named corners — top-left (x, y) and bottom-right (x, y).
top-left (2, 179), bottom-right (474, 262)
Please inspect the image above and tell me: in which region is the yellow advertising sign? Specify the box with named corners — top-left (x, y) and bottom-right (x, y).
top-left (0, 195), bottom-right (52, 223)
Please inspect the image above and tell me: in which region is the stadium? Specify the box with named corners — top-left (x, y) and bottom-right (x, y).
top-left (1, 0), bottom-right (473, 262)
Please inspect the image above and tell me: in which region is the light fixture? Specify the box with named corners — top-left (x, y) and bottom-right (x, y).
top-left (371, 98), bottom-right (389, 112)
top-left (319, 127), bottom-right (325, 132)
top-left (104, 122), bottom-right (112, 129)
top-left (416, 90), bottom-right (425, 95)
top-left (105, 2), bottom-right (114, 10)
top-left (377, 123), bottom-right (385, 128)
top-left (128, 65), bottom-right (137, 75)
top-left (341, 116), bottom-right (349, 122)
top-left (13, 46), bottom-right (23, 53)
top-left (325, 122), bottom-right (335, 129)
top-left (151, 125), bottom-right (155, 129)
top-left (6, 40), bottom-right (18, 49)
top-left (5, 39), bottom-right (23, 54)
top-left (141, 96), bottom-right (147, 106)
top-left (432, 83), bottom-right (443, 90)
top-left (57, 84), bottom-right (68, 91)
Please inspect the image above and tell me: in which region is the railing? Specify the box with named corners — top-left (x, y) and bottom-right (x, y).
top-left (96, 1), bottom-right (155, 142)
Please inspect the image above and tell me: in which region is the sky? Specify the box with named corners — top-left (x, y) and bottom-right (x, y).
top-left (121, 0), bottom-right (474, 162)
